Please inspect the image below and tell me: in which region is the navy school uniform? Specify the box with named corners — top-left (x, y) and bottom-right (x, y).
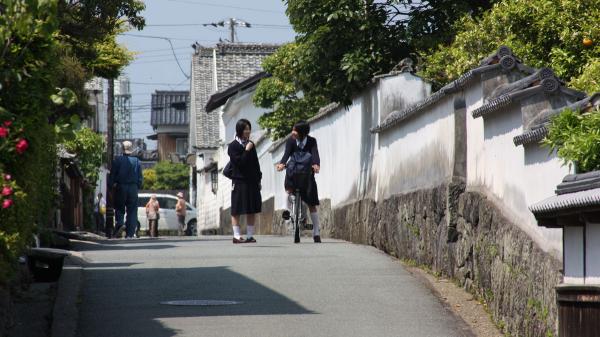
top-left (279, 135), bottom-right (320, 207)
top-left (227, 139), bottom-right (263, 216)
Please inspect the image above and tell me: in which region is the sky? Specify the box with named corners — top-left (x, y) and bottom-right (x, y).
top-left (117, 0), bottom-right (296, 149)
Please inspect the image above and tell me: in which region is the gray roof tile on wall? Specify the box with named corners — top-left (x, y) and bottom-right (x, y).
top-left (513, 93), bottom-right (600, 146)
top-left (471, 68), bottom-right (586, 119)
top-left (191, 43), bottom-right (279, 148)
top-left (371, 46), bottom-right (536, 133)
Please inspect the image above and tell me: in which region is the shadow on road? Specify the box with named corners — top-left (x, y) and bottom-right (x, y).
top-left (72, 240), bottom-right (178, 251)
top-left (78, 262), bottom-right (314, 337)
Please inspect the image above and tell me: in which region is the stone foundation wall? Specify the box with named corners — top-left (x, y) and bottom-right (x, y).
top-left (313, 184), bottom-right (561, 337)
top-left (218, 197), bottom-right (276, 235)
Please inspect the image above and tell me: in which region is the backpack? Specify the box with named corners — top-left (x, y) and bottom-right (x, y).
top-left (223, 161), bottom-right (233, 179)
top-left (286, 148), bottom-right (313, 190)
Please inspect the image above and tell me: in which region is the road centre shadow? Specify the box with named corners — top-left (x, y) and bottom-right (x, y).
top-left (77, 264), bottom-right (315, 337)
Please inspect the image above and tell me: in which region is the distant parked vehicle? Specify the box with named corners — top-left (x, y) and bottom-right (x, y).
top-left (137, 193), bottom-right (197, 236)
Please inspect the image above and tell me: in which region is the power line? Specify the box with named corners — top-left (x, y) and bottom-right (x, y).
top-left (203, 18), bottom-right (251, 43)
top-left (120, 34), bottom-right (192, 79)
top-left (144, 23), bottom-right (292, 29)
top-left (166, 0), bottom-right (283, 14)
top-left (128, 81), bottom-right (190, 86)
top-left (130, 58), bottom-right (192, 65)
top-left (121, 33), bottom-right (199, 42)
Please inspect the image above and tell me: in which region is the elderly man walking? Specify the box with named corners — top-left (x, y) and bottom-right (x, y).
top-left (109, 141), bottom-right (143, 239)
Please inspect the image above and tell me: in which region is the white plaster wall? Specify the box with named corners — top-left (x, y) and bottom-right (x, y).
top-left (222, 90), bottom-right (269, 144)
top-left (378, 73), bottom-right (432, 123)
top-left (374, 96), bottom-right (455, 201)
top-left (564, 226), bottom-right (584, 284)
top-left (466, 98), bottom-right (567, 254)
top-left (309, 98), bottom-right (366, 208)
top-left (270, 143), bottom-right (288, 210)
top-left (585, 223), bottom-right (600, 284)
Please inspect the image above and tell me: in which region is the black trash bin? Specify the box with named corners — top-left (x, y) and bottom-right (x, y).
top-left (26, 248), bottom-right (69, 282)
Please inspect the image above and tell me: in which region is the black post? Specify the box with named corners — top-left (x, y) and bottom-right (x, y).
top-left (105, 78), bottom-right (115, 238)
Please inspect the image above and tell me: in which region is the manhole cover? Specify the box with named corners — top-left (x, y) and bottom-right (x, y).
top-left (160, 300), bottom-right (242, 306)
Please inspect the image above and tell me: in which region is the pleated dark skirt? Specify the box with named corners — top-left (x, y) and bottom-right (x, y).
top-left (231, 180), bottom-right (262, 216)
top-left (284, 173), bottom-right (320, 206)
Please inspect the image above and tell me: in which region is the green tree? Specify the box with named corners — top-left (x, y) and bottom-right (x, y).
top-left (420, 0), bottom-right (600, 93)
top-left (142, 168), bottom-right (157, 190)
top-left (255, 0), bottom-right (497, 139)
top-left (0, 0), bottom-right (145, 284)
top-left (544, 107), bottom-right (600, 173)
top-left (64, 127), bottom-right (106, 186)
top-left (154, 162), bottom-right (189, 190)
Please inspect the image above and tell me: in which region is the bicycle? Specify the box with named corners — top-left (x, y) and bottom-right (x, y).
top-left (283, 172), bottom-right (313, 243)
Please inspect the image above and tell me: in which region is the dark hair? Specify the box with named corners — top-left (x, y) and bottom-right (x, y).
top-left (235, 119), bottom-right (251, 138)
top-left (293, 120), bottom-right (310, 139)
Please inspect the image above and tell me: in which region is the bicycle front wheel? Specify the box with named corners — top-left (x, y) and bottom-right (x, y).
top-left (294, 193), bottom-right (301, 243)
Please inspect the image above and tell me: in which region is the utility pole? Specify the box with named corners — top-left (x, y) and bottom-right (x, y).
top-left (203, 18), bottom-right (251, 43)
top-left (105, 78), bottom-right (115, 238)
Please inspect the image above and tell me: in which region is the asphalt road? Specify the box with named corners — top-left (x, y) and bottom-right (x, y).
top-left (74, 236), bottom-right (472, 337)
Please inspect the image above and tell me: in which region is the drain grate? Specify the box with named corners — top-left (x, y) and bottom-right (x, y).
top-left (160, 300), bottom-right (242, 306)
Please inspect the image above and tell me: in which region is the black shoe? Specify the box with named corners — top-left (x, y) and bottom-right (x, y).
top-left (282, 210), bottom-right (290, 220)
top-left (233, 237), bottom-right (246, 244)
top-left (313, 236), bottom-right (321, 243)
top-left (245, 237), bottom-right (257, 243)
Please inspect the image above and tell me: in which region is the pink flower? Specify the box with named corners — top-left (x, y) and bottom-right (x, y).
top-left (3, 121), bottom-right (11, 127)
top-left (15, 138), bottom-right (28, 154)
top-left (0, 127), bottom-right (7, 138)
top-left (1, 186), bottom-right (11, 196)
top-left (2, 199), bottom-right (13, 209)
top-left (3, 174), bottom-right (11, 181)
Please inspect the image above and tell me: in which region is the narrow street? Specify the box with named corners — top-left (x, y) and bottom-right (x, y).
top-left (74, 236), bottom-right (472, 337)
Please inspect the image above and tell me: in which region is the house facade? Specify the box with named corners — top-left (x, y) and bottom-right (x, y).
top-left (149, 90), bottom-right (190, 162)
top-left (188, 43), bottom-right (278, 207)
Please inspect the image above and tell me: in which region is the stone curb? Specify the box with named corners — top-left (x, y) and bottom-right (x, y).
top-left (50, 255), bottom-right (85, 337)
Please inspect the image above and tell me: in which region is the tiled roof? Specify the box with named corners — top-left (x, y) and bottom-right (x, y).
top-left (531, 172), bottom-right (600, 223)
top-left (514, 93), bottom-right (600, 146)
top-left (151, 91), bottom-right (190, 127)
top-left (471, 68), bottom-right (586, 119)
top-left (371, 46), bottom-right (536, 133)
top-left (204, 72), bottom-right (269, 112)
top-left (191, 43), bottom-right (279, 149)
top-left (530, 187), bottom-right (600, 215)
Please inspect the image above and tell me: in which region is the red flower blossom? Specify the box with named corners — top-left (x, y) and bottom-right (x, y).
top-left (0, 127), bottom-right (7, 138)
top-left (3, 174), bottom-right (11, 181)
top-left (3, 121), bottom-right (12, 127)
top-left (1, 186), bottom-right (11, 196)
top-left (15, 138), bottom-right (28, 154)
top-left (2, 199), bottom-right (13, 209)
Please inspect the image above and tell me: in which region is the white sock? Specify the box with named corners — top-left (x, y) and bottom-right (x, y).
top-left (310, 212), bottom-right (320, 237)
top-left (233, 226), bottom-right (241, 239)
top-left (247, 225), bottom-right (255, 238)
top-left (286, 194), bottom-right (293, 212)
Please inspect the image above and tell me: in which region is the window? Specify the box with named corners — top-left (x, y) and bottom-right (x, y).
top-left (176, 138), bottom-right (188, 155)
top-left (137, 197), bottom-right (150, 208)
top-left (158, 197), bottom-right (177, 210)
top-left (211, 169), bottom-right (218, 194)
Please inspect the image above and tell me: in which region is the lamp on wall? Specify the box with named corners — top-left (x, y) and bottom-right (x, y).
top-left (211, 169), bottom-right (218, 194)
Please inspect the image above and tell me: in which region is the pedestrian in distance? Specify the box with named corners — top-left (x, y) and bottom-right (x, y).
top-left (146, 195), bottom-right (160, 237)
top-left (176, 192), bottom-right (187, 236)
top-left (94, 192), bottom-right (106, 234)
top-left (226, 119), bottom-right (262, 244)
top-left (276, 120), bottom-right (322, 243)
top-left (109, 140), bottom-right (143, 239)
